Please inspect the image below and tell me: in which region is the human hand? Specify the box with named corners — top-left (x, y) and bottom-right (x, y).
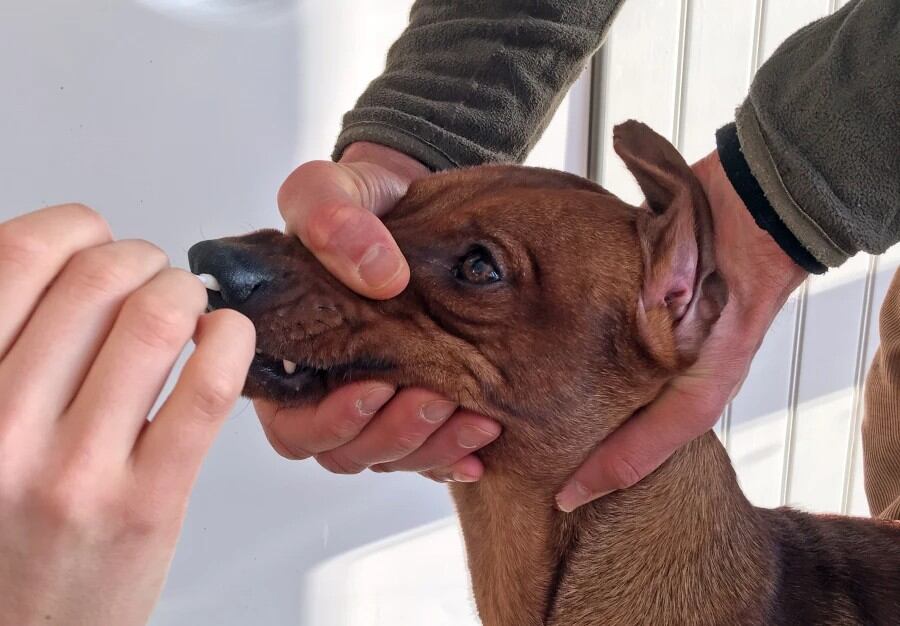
top-left (258, 143), bottom-right (500, 482)
top-left (0, 204), bottom-right (255, 626)
top-left (556, 149), bottom-right (809, 512)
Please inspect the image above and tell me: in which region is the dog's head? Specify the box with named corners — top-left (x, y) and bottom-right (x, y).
top-left (189, 121), bottom-right (725, 453)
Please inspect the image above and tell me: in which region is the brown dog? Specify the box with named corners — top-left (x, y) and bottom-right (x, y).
top-left (188, 121), bottom-right (900, 625)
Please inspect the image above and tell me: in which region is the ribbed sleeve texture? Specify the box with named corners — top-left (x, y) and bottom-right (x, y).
top-left (864, 269), bottom-right (900, 521)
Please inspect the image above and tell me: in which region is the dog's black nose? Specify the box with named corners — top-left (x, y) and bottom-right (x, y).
top-left (188, 238), bottom-right (275, 310)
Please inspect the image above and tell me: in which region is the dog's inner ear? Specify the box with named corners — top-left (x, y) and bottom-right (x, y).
top-left (613, 120), bottom-right (727, 370)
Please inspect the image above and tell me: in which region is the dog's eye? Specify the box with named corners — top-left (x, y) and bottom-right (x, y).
top-left (455, 248), bottom-right (502, 285)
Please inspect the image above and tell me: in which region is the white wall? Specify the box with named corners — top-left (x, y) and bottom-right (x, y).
top-left (1, 1), bottom-right (889, 625)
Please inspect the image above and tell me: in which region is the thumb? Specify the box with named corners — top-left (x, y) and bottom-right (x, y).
top-left (278, 159), bottom-right (409, 299)
top-left (278, 144), bottom-right (429, 300)
top-left (555, 377), bottom-right (730, 513)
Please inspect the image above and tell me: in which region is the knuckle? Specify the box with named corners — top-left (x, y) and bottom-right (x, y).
top-left (67, 241), bottom-right (165, 299)
top-left (163, 267), bottom-right (208, 306)
top-left (604, 455), bottom-right (643, 490)
top-left (262, 418), bottom-right (312, 461)
top-left (278, 161), bottom-right (335, 204)
top-left (420, 470), bottom-right (450, 484)
top-left (317, 452), bottom-right (365, 475)
top-left (269, 432), bottom-right (311, 461)
top-left (431, 453), bottom-right (464, 472)
top-left (381, 432), bottom-right (422, 462)
top-left (115, 499), bottom-right (166, 538)
top-left (187, 371), bottom-right (241, 421)
top-left (123, 294), bottom-right (195, 351)
top-left (68, 248), bottom-right (131, 296)
top-left (0, 226), bottom-right (51, 271)
top-left (31, 479), bottom-right (97, 528)
top-left (0, 204), bottom-right (110, 270)
top-left (277, 161), bottom-right (338, 226)
top-left (55, 203), bottom-right (111, 239)
top-left (324, 411), bottom-right (369, 444)
top-left (59, 201), bottom-right (105, 224)
top-left (302, 201), bottom-right (353, 252)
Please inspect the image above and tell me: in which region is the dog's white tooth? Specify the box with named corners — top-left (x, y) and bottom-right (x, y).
top-left (195, 273), bottom-right (221, 292)
top-left (283, 360), bottom-right (297, 375)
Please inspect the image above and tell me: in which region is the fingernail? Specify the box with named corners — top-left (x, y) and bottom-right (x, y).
top-left (356, 386), bottom-right (395, 415)
top-left (457, 425), bottom-right (498, 449)
top-left (452, 471), bottom-right (478, 483)
top-left (420, 400), bottom-right (457, 423)
top-left (556, 481), bottom-right (608, 513)
top-left (358, 244), bottom-right (404, 290)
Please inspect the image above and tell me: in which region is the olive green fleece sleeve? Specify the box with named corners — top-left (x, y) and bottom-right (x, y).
top-left (734, 0), bottom-right (900, 268)
top-left (332, 0), bottom-right (625, 170)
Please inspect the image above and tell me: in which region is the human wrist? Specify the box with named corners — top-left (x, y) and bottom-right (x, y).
top-left (695, 150), bottom-right (807, 329)
top-left (714, 122), bottom-right (826, 275)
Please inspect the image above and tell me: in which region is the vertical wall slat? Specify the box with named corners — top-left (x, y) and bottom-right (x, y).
top-left (587, 53), bottom-right (607, 184)
top-left (523, 65), bottom-right (592, 176)
top-left (780, 280), bottom-right (809, 505)
top-left (842, 255), bottom-right (878, 513)
top-left (595, 0), bottom-right (683, 202)
top-left (671, 0), bottom-right (692, 151)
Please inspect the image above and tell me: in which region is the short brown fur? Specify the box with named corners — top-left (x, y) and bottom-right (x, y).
top-left (191, 122), bottom-right (900, 625)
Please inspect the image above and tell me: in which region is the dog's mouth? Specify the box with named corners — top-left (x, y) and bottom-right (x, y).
top-left (198, 273), bottom-right (394, 404)
top-left (244, 346), bottom-right (395, 405)
top-left (248, 350), bottom-right (329, 396)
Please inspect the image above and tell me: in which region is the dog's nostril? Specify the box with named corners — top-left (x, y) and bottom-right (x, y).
top-left (187, 238), bottom-right (275, 308)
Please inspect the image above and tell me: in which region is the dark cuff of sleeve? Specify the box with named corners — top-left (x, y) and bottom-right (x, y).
top-left (715, 122), bottom-right (826, 275)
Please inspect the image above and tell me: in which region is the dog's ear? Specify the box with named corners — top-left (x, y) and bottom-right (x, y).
top-left (613, 120), bottom-right (727, 369)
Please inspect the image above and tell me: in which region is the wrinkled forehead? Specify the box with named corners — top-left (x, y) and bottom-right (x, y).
top-left (389, 165), bottom-right (621, 230)
top-left (386, 165), bottom-right (642, 283)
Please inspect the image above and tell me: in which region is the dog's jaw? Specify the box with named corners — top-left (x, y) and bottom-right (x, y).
top-left (242, 348), bottom-right (395, 407)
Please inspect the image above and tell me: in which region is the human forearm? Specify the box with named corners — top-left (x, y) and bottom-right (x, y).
top-left (333, 0), bottom-right (625, 170)
top-left (726, 0), bottom-right (900, 271)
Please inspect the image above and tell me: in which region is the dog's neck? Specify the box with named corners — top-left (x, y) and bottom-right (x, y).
top-left (450, 405), bottom-right (778, 626)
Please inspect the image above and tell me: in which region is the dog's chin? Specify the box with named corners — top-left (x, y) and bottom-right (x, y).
top-left (242, 350), bottom-right (394, 407)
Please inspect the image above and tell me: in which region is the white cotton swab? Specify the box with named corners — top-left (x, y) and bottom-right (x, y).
top-left (195, 273), bottom-right (221, 292)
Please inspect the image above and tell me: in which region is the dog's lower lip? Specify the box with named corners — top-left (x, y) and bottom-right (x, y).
top-left (247, 352), bottom-right (323, 394)
top-left (246, 349), bottom-right (395, 400)
top-left (251, 352), bottom-right (309, 377)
